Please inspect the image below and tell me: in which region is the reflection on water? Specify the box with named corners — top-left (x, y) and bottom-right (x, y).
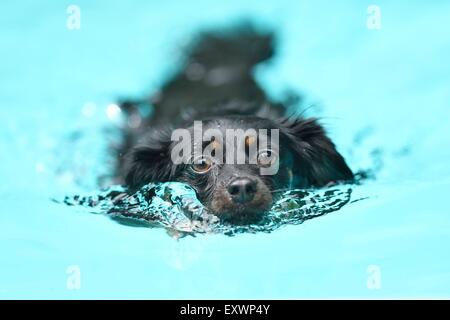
top-left (60, 181), bottom-right (355, 238)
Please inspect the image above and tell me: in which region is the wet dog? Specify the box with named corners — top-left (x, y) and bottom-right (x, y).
top-left (117, 24), bottom-right (354, 224)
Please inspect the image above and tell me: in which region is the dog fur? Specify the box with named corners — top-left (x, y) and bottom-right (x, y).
top-left (116, 24), bottom-right (354, 224)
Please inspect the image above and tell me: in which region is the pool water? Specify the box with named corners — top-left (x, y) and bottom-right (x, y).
top-left (1, 0), bottom-right (450, 299)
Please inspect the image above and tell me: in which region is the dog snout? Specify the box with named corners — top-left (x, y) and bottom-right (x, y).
top-left (227, 177), bottom-right (257, 203)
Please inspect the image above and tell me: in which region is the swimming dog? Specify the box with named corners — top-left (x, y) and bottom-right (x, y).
top-left (117, 24), bottom-right (354, 224)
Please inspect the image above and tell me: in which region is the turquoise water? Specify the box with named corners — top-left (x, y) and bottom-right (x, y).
top-left (1, 0), bottom-right (450, 298)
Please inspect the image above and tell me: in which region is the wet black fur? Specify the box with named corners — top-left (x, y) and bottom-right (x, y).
top-left (116, 23), bottom-right (354, 222)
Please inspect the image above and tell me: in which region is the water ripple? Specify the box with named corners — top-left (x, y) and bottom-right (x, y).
top-left (59, 182), bottom-right (354, 237)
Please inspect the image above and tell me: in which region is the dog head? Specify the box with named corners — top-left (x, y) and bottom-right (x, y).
top-left (124, 116), bottom-right (353, 224)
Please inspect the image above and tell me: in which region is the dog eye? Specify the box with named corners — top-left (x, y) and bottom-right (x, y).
top-left (257, 150), bottom-right (277, 168)
top-left (191, 157), bottom-right (212, 173)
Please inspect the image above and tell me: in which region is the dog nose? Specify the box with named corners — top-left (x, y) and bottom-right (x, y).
top-left (227, 178), bottom-right (257, 203)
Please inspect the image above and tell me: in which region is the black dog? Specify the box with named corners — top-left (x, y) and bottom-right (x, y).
top-left (117, 24), bottom-right (354, 224)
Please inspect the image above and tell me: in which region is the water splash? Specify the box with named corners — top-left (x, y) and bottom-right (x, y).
top-left (60, 182), bottom-right (353, 237)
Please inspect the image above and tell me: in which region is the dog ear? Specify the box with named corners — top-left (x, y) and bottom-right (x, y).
top-left (124, 131), bottom-right (174, 190)
top-left (277, 118), bottom-right (354, 187)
